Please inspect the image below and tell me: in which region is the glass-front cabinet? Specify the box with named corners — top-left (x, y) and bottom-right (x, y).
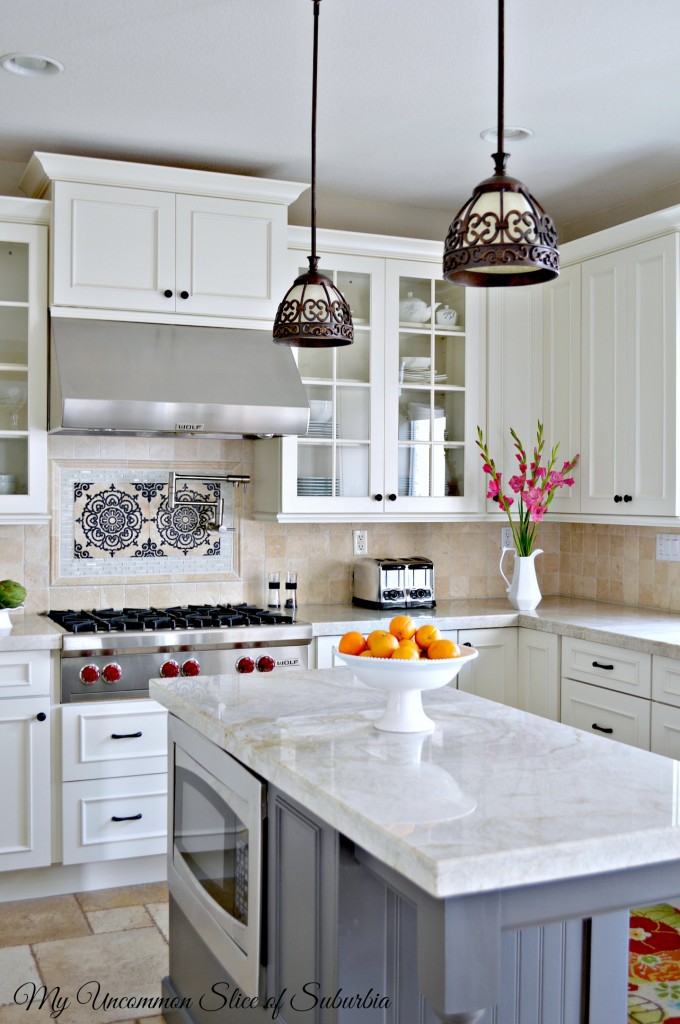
top-left (253, 230), bottom-right (483, 520)
top-left (0, 207), bottom-right (48, 520)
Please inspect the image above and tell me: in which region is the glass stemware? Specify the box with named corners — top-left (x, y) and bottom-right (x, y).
top-left (0, 380), bottom-right (27, 429)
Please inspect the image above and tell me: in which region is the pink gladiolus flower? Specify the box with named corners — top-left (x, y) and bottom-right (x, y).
top-left (508, 475), bottom-right (525, 493)
top-left (530, 505), bottom-right (547, 522)
top-left (522, 487), bottom-right (543, 509)
top-left (564, 478), bottom-right (574, 487)
top-left (486, 479), bottom-right (501, 497)
top-left (549, 470), bottom-right (566, 487)
top-left (534, 467), bottom-right (547, 478)
top-left (482, 463), bottom-right (493, 474)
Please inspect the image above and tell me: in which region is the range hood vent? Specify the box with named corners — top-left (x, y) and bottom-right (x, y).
top-left (49, 317), bottom-right (310, 438)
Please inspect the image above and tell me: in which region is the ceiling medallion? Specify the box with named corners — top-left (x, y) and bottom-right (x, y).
top-left (273, 0), bottom-right (353, 348)
top-left (443, 0), bottom-right (559, 287)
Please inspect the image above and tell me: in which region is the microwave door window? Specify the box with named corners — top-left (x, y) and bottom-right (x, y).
top-left (174, 764), bottom-right (249, 931)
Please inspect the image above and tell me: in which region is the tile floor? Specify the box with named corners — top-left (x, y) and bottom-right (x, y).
top-left (0, 881), bottom-right (169, 1024)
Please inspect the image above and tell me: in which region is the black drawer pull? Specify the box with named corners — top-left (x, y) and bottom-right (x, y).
top-left (591, 723), bottom-right (613, 734)
top-left (36, 712), bottom-right (47, 722)
top-left (463, 642), bottom-right (473, 647)
top-left (111, 731), bottom-right (143, 739)
top-left (111, 813), bottom-right (143, 822)
top-left (592, 661), bottom-right (614, 670)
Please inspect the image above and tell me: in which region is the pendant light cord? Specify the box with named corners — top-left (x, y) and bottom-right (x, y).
top-left (493, 0), bottom-right (507, 175)
top-left (310, 0), bottom-right (320, 269)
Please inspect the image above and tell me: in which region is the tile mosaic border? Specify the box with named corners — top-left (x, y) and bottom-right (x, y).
top-left (51, 461), bottom-right (242, 585)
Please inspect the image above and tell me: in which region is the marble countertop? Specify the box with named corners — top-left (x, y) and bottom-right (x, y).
top-left (299, 596), bottom-right (680, 658)
top-left (151, 666), bottom-right (680, 900)
top-left (0, 611), bottom-right (63, 650)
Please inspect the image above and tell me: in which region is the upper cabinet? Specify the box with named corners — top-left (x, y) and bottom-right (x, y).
top-left (254, 229), bottom-right (484, 521)
top-left (0, 199), bottom-right (49, 520)
top-left (20, 152), bottom-right (307, 324)
top-left (580, 234), bottom-right (679, 516)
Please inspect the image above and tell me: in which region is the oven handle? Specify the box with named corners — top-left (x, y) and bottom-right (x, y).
top-left (111, 731), bottom-right (143, 739)
top-left (111, 813), bottom-right (143, 821)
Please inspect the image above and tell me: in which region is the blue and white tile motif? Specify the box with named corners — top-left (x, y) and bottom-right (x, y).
top-left (73, 480), bottom-right (221, 560)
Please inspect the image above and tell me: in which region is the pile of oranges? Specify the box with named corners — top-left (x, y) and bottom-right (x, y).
top-left (338, 615), bottom-right (461, 661)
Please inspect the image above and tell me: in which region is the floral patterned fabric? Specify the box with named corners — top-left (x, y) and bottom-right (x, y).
top-left (629, 905), bottom-right (680, 1023)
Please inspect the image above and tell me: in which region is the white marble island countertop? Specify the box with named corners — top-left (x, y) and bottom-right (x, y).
top-left (151, 667), bottom-right (680, 900)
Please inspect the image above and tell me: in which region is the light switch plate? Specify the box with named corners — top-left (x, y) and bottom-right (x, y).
top-left (656, 534), bottom-right (680, 561)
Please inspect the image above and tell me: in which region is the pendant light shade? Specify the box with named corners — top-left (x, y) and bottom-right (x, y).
top-left (273, 0), bottom-right (353, 347)
top-left (443, 0), bottom-right (559, 287)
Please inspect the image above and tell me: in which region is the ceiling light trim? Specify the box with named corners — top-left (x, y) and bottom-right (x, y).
top-left (0, 53), bottom-right (64, 77)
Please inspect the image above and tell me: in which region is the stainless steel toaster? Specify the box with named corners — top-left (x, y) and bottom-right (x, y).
top-left (351, 557), bottom-right (435, 610)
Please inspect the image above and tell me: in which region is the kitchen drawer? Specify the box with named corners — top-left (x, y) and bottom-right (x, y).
top-left (651, 701), bottom-right (680, 758)
top-left (0, 649), bottom-right (51, 699)
top-left (61, 699), bottom-right (167, 781)
top-left (561, 636), bottom-right (651, 697)
top-left (62, 773), bottom-right (167, 864)
top-left (560, 678), bottom-right (651, 749)
top-left (652, 655), bottom-right (680, 709)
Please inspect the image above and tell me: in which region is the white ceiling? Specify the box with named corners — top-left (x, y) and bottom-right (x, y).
top-left (2, 0), bottom-right (680, 241)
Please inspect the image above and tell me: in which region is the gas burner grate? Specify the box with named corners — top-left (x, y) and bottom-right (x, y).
top-left (46, 603), bottom-right (298, 634)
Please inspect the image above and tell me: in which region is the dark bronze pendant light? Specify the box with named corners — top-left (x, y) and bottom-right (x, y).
top-left (273, 0), bottom-right (353, 347)
top-left (443, 0), bottom-right (559, 287)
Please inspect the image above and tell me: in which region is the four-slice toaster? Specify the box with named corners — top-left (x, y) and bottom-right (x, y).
top-left (352, 556), bottom-right (435, 610)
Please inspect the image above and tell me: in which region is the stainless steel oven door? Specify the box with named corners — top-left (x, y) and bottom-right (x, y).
top-left (168, 716), bottom-right (264, 998)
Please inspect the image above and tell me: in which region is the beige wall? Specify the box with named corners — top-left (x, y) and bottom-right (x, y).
top-left (5, 434), bottom-right (680, 617)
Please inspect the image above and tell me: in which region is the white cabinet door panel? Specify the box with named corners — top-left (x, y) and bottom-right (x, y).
top-left (561, 636), bottom-right (651, 697)
top-left (61, 699), bottom-right (167, 781)
top-left (517, 628), bottom-right (559, 720)
top-left (62, 773), bottom-right (167, 864)
top-left (0, 649), bottom-right (50, 698)
top-left (0, 696), bottom-right (50, 870)
top-left (651, 702), bottom-right (680, 758)
top-left (561, 679), bottom-right (650, 749)
top-left (457, 627), bottom-right (518, 707)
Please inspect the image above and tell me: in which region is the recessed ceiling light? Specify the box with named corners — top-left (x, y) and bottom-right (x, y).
top-left (480, 125), bottom-right (534, 144)
top-left (0, 53), bottom-right (64, 77)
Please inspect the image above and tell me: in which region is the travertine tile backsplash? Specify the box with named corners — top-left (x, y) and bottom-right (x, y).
top-left (3, 435), bottom-right (680, 617)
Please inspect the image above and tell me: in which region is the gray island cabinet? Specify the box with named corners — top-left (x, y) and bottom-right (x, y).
top-left (150, 667), bottom-right (680, 1024)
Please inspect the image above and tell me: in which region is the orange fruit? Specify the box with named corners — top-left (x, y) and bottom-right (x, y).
top-left (359, 649), bottom-right (374, 657)
top-left (338, 630), bottom-right (368, 656)
top-left (398, 638), bottom-right (420, 652)
top-left (391, 644), bottom-right (420, 661)
top-left (367, 629), bottom-right (392, 650)
top-left (370, 632), bottom-right (400, 658)
top-left (414, 623), bottom-right (441, 650)
top-left (427, 638), bottom-right (460, 660)
top-left (389, 614), bottom-right (417, 641)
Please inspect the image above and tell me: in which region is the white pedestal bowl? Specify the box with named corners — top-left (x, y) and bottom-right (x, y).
top-left (334, 646), bottom-right (479, 733)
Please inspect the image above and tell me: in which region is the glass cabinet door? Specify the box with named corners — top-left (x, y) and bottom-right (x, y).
top-left (0, 220), bottom-right (47, 518)
top-left (281, 251), bottom-right (385, 514)
top-left (384, 261), bottom-right (482, 513)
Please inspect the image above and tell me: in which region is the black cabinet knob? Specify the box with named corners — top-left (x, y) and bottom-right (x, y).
top-left (163, 289), bottom-right (173, 298)
top-left (374, 494), bottom-right (383, 502)
top-left (624, 494), bottom-right (632, 502)
top-left (614, 494), bottom-right (622, 503)
top-left (36, 712), bottom-right (47, 722)
top-left (180, 290), bottom-right (189, 300)
top-left (388, 493), bottom-right (397, 501)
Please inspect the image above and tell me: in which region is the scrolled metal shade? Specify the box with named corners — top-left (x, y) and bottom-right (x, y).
top-left (273, 262), bottom-right (354, 347)
top-left (443, 173), bottom-right (559, 287)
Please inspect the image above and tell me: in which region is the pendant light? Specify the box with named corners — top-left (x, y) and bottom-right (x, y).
top-left (273, 0), bottom-right (353, 347)
top-left (443, 0), bottom-right (559, 287)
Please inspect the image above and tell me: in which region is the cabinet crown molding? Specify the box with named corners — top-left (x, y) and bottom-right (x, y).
top-left (20, 152), bottom-right (309, 206)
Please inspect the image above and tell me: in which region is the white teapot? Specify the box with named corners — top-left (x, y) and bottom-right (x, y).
top-left (399, 292), bottom-right (440, 324)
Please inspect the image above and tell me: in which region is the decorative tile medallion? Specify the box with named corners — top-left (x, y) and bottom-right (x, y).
top-left (56, 465), bottom-right (236, 580)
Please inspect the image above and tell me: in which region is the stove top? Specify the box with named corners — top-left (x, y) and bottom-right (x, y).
top-left (48, 604), bottom-right (297, 634)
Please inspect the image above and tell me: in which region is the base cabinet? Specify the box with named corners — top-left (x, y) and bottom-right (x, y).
top-left (0, 695), bottom-right (51, 870)
top-left (457, 627), bottom-right (518, 708)
top-left (517, 628), bottom-right (560, 720)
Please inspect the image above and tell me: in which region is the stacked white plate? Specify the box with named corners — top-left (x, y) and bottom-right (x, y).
top-left (401, 369), bottom-right (448, 383)
top-left (297, 476), bottom-right (335, 496)
top-left (307, 421), bottom-right (332, 438)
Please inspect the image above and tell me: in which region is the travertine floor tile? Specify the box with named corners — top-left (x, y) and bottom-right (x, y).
top-left (86, 906), bottom-right (153, 934)
top-left (0, 946), bottom-right (41, 1006)
top-left (75, 883), bottom-right (168, 913)
top-left (146, 904), bottom-right (169, 941)
top-left (0, 895), bottom-right (89, 949)
top-left (32, 927), bottom-right (168, 1024)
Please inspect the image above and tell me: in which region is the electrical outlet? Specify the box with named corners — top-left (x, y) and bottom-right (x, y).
top-left (353, 530), bottom-right (368, 556)
top-left (501, 527), bottom-right (513, 549)
top-left (657, 534), bottom-right (680, 561)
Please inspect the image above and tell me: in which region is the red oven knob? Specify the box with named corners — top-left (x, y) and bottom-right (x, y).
top-left (102, 662), bottom-right (122, 684)
top-left (256, 655), bottom-right (275, 673)
top-left (182, 658), bottom-right (201, 677)
top-left (160, 659), bottom-right (180, 678)
top-left (236, 656), bottom-right (255, 674)
top-left (79, 663), bottom-right (100, 685)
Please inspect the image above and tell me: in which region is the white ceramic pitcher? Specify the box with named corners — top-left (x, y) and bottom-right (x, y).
top-left (499, 547), bottom-right (543, 610)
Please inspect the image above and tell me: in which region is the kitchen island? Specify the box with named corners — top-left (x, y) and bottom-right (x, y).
top-left (151, 666), bottom-right (680, 1024)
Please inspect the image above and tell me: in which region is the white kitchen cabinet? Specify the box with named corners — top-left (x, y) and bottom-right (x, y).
top-left (651, 702), bottom-right (680, 758)
top-left (21, 153), bottom-right (306, 324)
top-left (457, 627), bottom-right (518, 707)
top-left (485, 288), bottom-right (544, 514)
top-left (60, 698), bottom-right (167, 864)
top-left (0, 203), bottom-right (48, 520)
top-left (561, 635), bottom-right (651, 698)
top-left (581, 233), bottom-right (679, 515)
top-left (254, 229), bottom-right (484, 521)
top-left (0, 649), bottom-right (52, 871)
top-left (517, 627), bottom-right (560, 720)
top-left (561, 678), bottom-right (651, 749)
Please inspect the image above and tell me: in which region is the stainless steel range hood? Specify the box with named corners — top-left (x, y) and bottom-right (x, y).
top-left (49, 317), bottom-right (310, 437)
